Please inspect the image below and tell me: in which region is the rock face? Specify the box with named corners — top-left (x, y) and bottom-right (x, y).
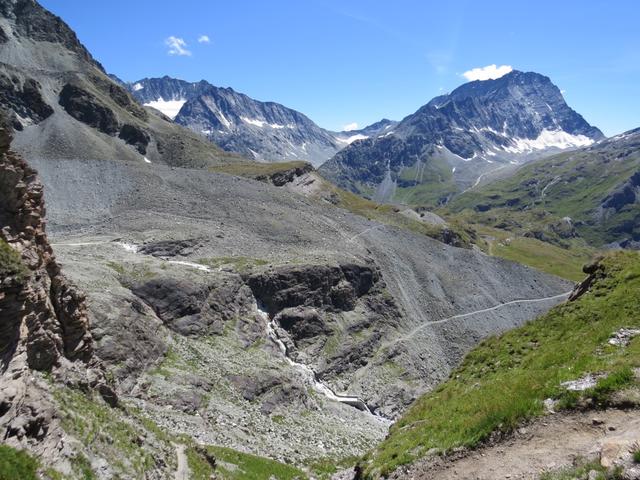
top-left (0, 0), bottom-right (242, 167)
top-left (0, 116), bottom-right (116, 467)
top-left (320, 70), bottom-right (604, 204)
top-left (132, 275), bottom-right (253, 336)
top-left (0, 120), bottom-right (92, 370)
top-left (246, 263), bottom-right (379, 315)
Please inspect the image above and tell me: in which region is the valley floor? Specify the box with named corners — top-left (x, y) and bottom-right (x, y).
top-left (390, 407), bottom-right (640, 480)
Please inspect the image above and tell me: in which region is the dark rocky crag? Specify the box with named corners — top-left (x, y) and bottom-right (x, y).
top-left (0, 116), bottom-right (115, 463)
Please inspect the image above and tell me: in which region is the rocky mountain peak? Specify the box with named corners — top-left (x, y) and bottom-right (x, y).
top-left (320, 70), bottom-right (604, 204)
top-left (127, 76), bottom-right (345, 166)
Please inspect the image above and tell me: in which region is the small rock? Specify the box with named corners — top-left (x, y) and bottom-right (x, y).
top-left (592, 417), bottom-right (604, 426)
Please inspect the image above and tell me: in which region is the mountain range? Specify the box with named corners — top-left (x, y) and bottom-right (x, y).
top-left (125, 76), bottom-right (395, 166)
top-left (1, 1), bottom-right (639, 479)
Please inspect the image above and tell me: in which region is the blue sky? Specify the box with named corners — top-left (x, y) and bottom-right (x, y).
top-left (41, 0), bottom-right (639, 136)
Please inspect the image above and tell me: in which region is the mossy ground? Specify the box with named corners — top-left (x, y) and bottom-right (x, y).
top-left (0, 445), bottom-right (39, 480)
top-left (362, 252), bottom-right (640, 478)
top-left (0, 238), bottom-right (28, 283)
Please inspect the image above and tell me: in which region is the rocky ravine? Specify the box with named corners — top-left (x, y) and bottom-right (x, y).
top-left (36, 145), bottom-right (572, 466)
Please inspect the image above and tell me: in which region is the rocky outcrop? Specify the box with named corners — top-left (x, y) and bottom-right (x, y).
top-left (118, 123), bottom-right (150, 154)
top-left (246, 263), bottom-right (379, 315)
top-left (0, 116), bottom-right (116, 458)
top-left (0, 0), bottom-right (103, 70)
top-left (0, 73), bottom-right (53, 130)
top-left (257, 162), bottom-right (314, 187)
top-left (58, 83), bottom-right (119, 136)
top-left (132, 275), bottom-right (253, 336)
top-left (0, 119), bottom-right (93, 369)
top-left (568, 257), bottom-right (606, 302)
top-left (601, 171), bottom-right (640, 214)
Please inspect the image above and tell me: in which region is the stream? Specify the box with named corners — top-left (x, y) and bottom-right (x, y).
top-left (256, 305), bottom-right (391, 424)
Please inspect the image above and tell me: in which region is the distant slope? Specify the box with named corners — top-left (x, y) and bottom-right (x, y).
top-left (446, 128), bottom-right (640, 247)
top-left (361, 251), bottom-right (640, 478)
top-left (128, 76), bottom-right (391, 167)
top-left (320, 71), bottom-right (603, 205)
top-left (0, 0), bottom-right (241, 167)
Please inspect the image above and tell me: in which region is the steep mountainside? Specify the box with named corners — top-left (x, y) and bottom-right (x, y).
top-left (0, 2), bottom-right (587, 478)
top-left (446, 128), bottom-right (640, 248)
top-left (360, 252), bottom-right (640, 479)
top-left (320, 71), bottom-right (603, 205)
top-left (128, 76), bottom-right (370, 166)
top-left (0, 0), bottom-right (241, 167)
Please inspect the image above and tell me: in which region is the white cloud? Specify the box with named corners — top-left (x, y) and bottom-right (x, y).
top-left (198, 35), bottom-right (210, 44)
top-left (462, 64), bottom-right (513, 81)
top-left (165, 36), bottom-right (191, 56)
top-left (343, 122), bottom-right (359, 131)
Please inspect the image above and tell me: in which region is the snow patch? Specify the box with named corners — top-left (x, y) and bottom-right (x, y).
top-left (133, 83), bottom-right (144, 91)
top-left (337, 134), bottom-right (369, 145)
top-left (504, 129), bottom-right (594, 154)
top-left (240, 117), bottom-right (290, 129)
top-left (143, 157), bottom-right (151, 164)
top-left (217, 110), bottom-right (232, 129)
top-left (144, 98), bottom-right (186, 120)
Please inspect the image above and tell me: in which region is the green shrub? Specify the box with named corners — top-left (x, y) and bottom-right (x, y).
top-left (0, 445), bottom-right (39, 480)
top-left (0, 238), bottom-right (28, 283)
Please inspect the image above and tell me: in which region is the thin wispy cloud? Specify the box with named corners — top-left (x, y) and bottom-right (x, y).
top-left (198, 35), bottom-right (210, 44)
top-left (462, 64), bottom-right (513, 81)
top-left (165, 36), bottom-right (191, 56)
top-left (343, 122), bottom-right (359, 131)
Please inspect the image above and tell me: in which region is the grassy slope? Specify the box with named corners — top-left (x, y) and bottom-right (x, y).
top-left (472, 225), bottom-right (594, 282)
top-left (47, 385), bottom-right (309, 479)
top-left (0, 445), bottom-right (39, 480)
top-left (362, 251), bottom-right (640, 478)
top-left (445, 139), bottom-right (640, 247)
top-left (392, 154), bottom-right (458, 206)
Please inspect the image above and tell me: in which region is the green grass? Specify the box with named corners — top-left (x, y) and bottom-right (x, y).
top-left (445, 142), bottom-right (640, 247)
top-left (53, 387), bottom-right (157, 477)
top-left (106, 261), bottom-right (156, 284)
top-left (0, 445), bottom-right (39, 480)
top-left (205, 445), bottom-right (307, 480)
top-left (539, 459), bottom-right (623, 480)
top-left (362, 251), bottom-right (640, 478)
top-left (209, 161), bottom-right (309, 178)
top-left (472, 225), bottom-right (595, 282)
top-left (186, 447), bottom-right (217, 480)
top-left (633, 447), bottom-right (640, 464)
top-left (0, 238), bottom-right (28, 283)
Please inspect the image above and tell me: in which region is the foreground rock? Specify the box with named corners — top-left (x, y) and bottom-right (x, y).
top-left (0, 117), bottom-right (116, 474)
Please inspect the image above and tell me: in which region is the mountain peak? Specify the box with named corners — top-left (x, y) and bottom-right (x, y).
top-left (320, 70), bottom-right (603, 204)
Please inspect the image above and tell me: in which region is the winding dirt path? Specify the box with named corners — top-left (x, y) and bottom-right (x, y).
top-left (386, 291), bottom-right (571, 348)
top-left (173, 443), bottom-right (190, 480)
top-left (392, 409), bottom-right (640, 480)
